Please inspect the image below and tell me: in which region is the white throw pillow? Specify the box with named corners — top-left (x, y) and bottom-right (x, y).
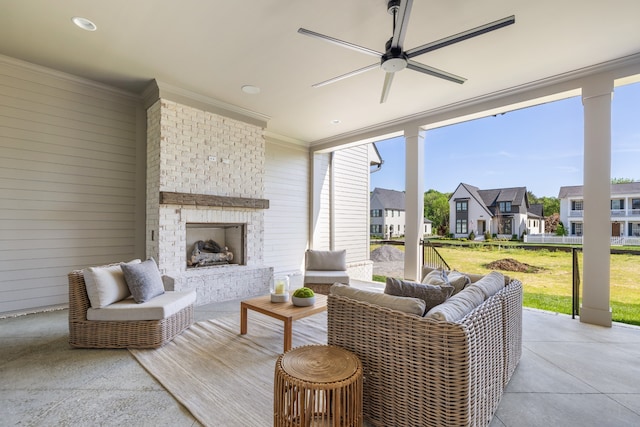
top-left (83, 259), bottom-right (141, 308)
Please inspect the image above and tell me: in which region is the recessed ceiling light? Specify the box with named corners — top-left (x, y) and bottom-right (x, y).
top-left (241, 85), bottom-right (261, 95)
top-left (331, 119), bottom-right (341, 124)
top-left (72, 17), bottom-right (97, 31)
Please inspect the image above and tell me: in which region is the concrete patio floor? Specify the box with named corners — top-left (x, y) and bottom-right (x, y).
top-left (1, 281), bottom-right (639, 426)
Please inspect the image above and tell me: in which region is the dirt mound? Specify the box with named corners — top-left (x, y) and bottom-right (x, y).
top-left (485, 258), bottom-right (542, 273)
top-left (370, 245), bottom-right (404, 262)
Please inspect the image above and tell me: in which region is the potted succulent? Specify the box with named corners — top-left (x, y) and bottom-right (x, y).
top-left (292, 287), bottom-right (316, 307)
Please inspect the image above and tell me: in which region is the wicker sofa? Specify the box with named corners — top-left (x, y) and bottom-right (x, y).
top-left (327, 272), bottom-right (522, 427)
top-left (68, 262), bottom-right (195, 349)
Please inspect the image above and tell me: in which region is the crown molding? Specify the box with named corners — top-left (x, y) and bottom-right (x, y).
top-left (142, 79), bottom-right (270, 128)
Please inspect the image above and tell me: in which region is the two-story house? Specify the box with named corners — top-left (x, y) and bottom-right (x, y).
top-left (370, 188), bottom-right (432, 238)
top-left (449, 183), bottom-right (545, 238)
top-left (558, 182), bottom-right (640, 237)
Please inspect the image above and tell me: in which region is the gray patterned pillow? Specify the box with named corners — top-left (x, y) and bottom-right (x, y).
top-left (121, 258), bottom-right (165, 303)
top-left (385, 277), bottom-right (454, 313)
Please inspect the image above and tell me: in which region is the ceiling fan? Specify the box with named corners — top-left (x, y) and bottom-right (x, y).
top-left (298, 0), bottom-right (515, 103)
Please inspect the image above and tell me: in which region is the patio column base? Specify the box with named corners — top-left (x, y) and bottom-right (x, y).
top-left (580, 305), bottom-right (612, 327)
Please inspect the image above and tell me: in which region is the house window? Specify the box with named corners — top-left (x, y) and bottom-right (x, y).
top-left (572, 223), bottom-right (583, 236)
top-left (456, 219), bottom-right (468, 234)
top-left (385, 210), bottom-right (389, 217)
top-left (370, 225), bottom-right (382, 234)
top-left (499, 218), bottom-right (512, 234)
top-left (631, 223), bottom-right (640, 237)
top-left (371, 209), bottom-right (382, 217)
top-left (611, 199), bottom-right (624, 210)
top-left (632, 199), bottom-right (640, 210)
top-left (498, 201), bottom-right (512, 213)
top-left (572, 200), bottom-right (583, 210)
top-left (456, 201), bottom-right (468, 212)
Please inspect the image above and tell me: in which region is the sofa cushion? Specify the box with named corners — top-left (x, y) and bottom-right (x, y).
top-left (304, 270), bottom-right (350, 284)
top-left (422, 268), bottom-right (470, 294)
top-left (306, 249), bottom-right (347, 271)
top-left (122, 258), bottom-right (165, 303)
top-left (470, 271), bottom-right (505, 299)
top-left (425, 284), bottom-right (485, 322)
top-left (86, 290), bottom-right (196, 321)
top-left (421, 268), bottom-right (449, 286)
top-left (445, 271), bottom-right (472, 294)
top-left (422, 266), bottom-right (510, 286)
top-left (385, 277), bottom-right (453, 312)
top-left (83, 259), bottom-right (141, 308)
top-left (330, 283), bottom-right (425, 316)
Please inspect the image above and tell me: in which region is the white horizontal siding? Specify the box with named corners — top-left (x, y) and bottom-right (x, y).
top-left (264, 142), bottom-right (309, 274)
top-left (312, 153), bottom-right (331, 251)
top-left (0, 57), bottom-right (141, 314)
top-left (333, 145), bottom-right (369, 263)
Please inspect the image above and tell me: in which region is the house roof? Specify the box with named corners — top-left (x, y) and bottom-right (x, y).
top-left (558, 182), bottom-right (640, 198)
top-left (1, 2), bottom-right (639, 145)
top-left (477, 186), bottom-right (528, 208)
top-left (528, 203), bottom-right (544, 218)
top-left (450, 183), bottom-right (494, 217)
top-left (371, 188), bottom-right (405, 210)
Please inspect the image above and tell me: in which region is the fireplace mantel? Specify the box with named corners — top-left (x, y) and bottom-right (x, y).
top-left (160, 192), bottom-right (269, 209)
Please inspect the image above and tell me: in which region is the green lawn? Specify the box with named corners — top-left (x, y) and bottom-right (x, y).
top-left (371, 244), bottom-right (640, 326)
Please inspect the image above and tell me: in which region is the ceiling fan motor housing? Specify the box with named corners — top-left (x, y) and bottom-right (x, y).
top-left (387, 0), bottom-right (401, 14)
top-left (381, 37), bottom-right (408, 72)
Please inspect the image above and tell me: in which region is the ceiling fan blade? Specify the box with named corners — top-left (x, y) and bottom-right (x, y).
top-left (298, 28), bottom-right (382, 57)
top-left (391, 0), bottom-right (414, 49)
top-left (312, 63), bottom-right (379, 88)
top-left (380, 72), bottom-right (395, 104)
top-left (405, 15), bottom-right (515, 58)
top-left (406, 60), bottom-right (467, 84)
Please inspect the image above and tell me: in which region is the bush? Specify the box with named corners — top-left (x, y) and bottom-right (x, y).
top-left (484, 231), bottom-right (492, 241)
top-left (556, 221), bottom-right (567, 236)
top-left (468, 231), bottom-right (476, 241)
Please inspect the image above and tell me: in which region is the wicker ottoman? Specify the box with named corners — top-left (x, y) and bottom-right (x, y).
top-left (274, 345), bottom-right (363, 427)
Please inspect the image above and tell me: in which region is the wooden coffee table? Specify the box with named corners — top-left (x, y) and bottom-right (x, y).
top-left (240, 293), bottom-right (328, 352)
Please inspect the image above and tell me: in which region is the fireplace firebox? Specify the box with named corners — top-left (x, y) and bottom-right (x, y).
top-left (186, 223), bottom-right (246, 268)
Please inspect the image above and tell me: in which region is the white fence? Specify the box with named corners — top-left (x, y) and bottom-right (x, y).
top-left (525, 234), bottom-right (640, 246)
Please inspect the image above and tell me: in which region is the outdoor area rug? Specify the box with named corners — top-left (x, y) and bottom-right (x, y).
top-left (130, 311), bottom-right (327, 426)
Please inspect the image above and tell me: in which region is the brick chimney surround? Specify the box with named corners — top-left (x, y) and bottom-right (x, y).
top-left (146, 98), bottom-right (273, 305)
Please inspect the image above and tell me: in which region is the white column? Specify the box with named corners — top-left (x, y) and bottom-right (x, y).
top-left (404, 126), bottom-right (424, 281)
top-left (581, 75), bottom-right (613, 327)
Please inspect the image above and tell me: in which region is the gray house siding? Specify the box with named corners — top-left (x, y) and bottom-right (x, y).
top-left (0, 56), bottom-right (144, 314)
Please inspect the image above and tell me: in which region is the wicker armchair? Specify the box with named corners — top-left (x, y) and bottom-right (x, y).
top-left (328, 279), bottom-right (523, 427)
top-left (68, 264), bottom-right (194, 349)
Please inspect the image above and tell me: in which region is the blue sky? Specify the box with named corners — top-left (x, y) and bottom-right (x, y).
top-left (370, 82), bottom-right (640, 198)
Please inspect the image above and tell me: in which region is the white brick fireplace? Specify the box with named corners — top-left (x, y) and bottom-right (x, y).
top-left (146, 98), bottom-right (272, 305)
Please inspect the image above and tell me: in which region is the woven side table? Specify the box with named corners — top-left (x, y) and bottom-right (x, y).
top-left (274, 345), bottom-right (363, 427)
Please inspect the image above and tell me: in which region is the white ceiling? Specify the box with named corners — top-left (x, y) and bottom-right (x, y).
top-left (1, 0), bottom-right (639, 145)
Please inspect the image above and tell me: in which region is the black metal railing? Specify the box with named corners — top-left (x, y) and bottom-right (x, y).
top-left (572, 247), bottom-right (581, 319)
top-left (421, 239), bottom-right (450, 271)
